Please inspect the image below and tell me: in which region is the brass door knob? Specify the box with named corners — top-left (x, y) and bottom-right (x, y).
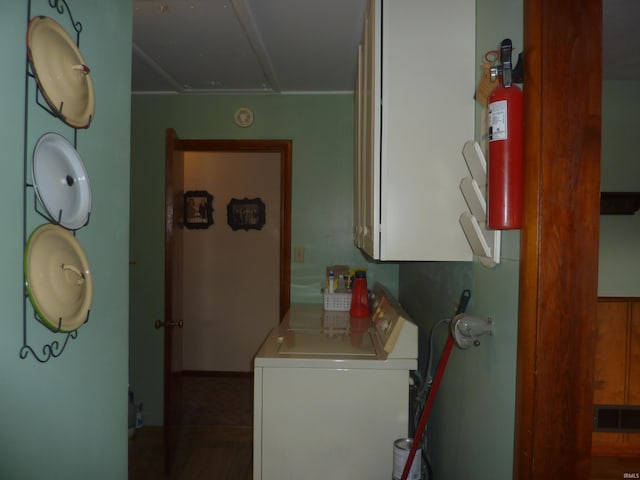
top-left (154, 319), bottom-right (184, 329)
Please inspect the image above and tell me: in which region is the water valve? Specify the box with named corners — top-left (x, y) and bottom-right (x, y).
top-left (451, 313), bottom-right (493, 349)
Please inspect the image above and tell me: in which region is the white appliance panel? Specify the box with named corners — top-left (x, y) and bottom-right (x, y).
top-left (256, 367), bottom-right (409, 480)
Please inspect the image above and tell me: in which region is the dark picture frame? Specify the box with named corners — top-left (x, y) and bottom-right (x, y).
top-left (227, 197), bottom-right (266, 231)
top-left (184, 190), bottom-right (214, 229)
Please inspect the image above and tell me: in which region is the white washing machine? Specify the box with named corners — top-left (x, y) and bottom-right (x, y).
top-left (253, 283), bottom-right (418, 480)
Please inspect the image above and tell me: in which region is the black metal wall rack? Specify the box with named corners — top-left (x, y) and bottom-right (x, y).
top-left (21, 0), bottom-right (90, 362)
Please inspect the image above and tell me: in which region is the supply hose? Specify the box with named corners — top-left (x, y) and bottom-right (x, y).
top-left (400, 289), bottom-right (470, 480)
top-left (400, 335), bottom-right (454, 480)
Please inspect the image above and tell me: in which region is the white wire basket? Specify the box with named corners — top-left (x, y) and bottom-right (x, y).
top-left (323, 291), bottom-right (352, 311)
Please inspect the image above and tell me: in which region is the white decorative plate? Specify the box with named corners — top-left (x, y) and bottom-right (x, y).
top-left (32, 132), bottom-right (92, 230)
top-left (27, 16), bottom-right (95, 128)
top-left (234, 107), bottom-right (254, 127)
top-left (25, 224), bottom-right (93, 332)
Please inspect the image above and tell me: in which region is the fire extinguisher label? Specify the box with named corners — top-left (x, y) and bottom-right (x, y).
top-left (488, 100), bottom-right (508, 141)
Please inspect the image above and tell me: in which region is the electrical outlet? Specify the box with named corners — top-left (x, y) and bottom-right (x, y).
top-left (294, 246), bottom-right (305, 263)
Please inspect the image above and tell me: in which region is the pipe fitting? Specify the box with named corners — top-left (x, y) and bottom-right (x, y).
top-left (450, 313), bottom-right (493, 349)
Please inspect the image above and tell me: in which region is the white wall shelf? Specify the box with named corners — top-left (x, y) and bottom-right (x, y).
top-left (459, 140), bottom-right (501, 268)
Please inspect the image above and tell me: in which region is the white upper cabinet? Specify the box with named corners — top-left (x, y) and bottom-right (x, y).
top-left (354, 0), bottom-right (475, 261)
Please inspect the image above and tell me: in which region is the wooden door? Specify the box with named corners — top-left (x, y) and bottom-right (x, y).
top-left (163, 128), bottom-right (185, 473)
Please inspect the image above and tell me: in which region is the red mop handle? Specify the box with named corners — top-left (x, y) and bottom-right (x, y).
top-left (400, 334), bottom-right (455, 480)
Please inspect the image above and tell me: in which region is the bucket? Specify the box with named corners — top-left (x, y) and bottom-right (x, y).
top-left (392, 438), bottom-right (421, 480)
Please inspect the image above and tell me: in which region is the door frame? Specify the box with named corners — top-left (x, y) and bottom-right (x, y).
top-left (515, 0), bottom-right (601, 477)
top-left (164, 128), bottom-right (185, 473)
top-left (175, 138), bottom-right (292, 320)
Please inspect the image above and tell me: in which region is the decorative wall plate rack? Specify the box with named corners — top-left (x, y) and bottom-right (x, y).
top-left (21, 0), bottom-right (92, 362)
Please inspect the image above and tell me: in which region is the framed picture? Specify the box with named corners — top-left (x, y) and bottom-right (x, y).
top-left (184, 190), bottom-right (213, 229)
top-left (227, 197), bottom-right (265, 231)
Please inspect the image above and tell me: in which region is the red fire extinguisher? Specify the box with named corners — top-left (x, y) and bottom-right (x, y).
top-left (487, 39), bottom-right (523, 230)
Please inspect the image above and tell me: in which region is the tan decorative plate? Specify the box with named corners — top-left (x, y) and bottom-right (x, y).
top-left (25, 224), bottom-right (93, 332)
top-left (27, 16), bottom-right (95, 128)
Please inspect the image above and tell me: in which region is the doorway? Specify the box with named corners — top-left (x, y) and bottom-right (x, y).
top-left (176, 138), bottom-right (292, 334)
top-left (182, 149), bottom-right (283, 372)
top-left (156, 137), bottom-right (291, 476)
top-left (177, 139), bottom-right (291, 373)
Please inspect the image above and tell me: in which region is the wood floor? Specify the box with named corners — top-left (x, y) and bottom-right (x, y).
top-left (129, 374), bottom-right (253, 480)
top-left (128, 425), bottom-right (252, 480)
top-left (129, 374), bottom-right (639, 479)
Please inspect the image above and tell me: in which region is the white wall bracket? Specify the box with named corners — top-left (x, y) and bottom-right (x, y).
top-left (459, 140), bottom-right (501, 268)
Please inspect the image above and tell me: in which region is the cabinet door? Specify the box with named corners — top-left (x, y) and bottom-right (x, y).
top-left (355, 0), bottom-right (475, 260)
top-left (354, 44), bottom-right (363, 248)
top-left (378, 0), bottom-right (474, 260)
top-left (593, 300), bottom-right (628, 445)
top-left (360, 0), bottom-right (380, 257)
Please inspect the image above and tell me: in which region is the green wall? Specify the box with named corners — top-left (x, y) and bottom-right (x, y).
top-left (130, 94), bottom-right (399, 424)
top-left (0, 1), bottom-right (132, 479)
top-left (598, 81), bottom-right (640, 296)
top-left (398, 0), bottom-right (523, 478)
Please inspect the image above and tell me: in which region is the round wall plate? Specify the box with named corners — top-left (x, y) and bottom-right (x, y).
top-left (234, 107), bottom-right (254, 127)
top-left (27, 16), bottom-right (96, 129)
top-left (32, 132), bottom-right (92, 230)
top-left (24, 224), bottom-right (93, 332)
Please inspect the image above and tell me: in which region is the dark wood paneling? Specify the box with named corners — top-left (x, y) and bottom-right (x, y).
top-left (592, 298), bottom-right (640, 456)
top-left (593, 301), bottom-right (628, 446)
top-left (600, 192), bottom-right (640, 215)
top-left (625, 303), bottom-right (640, 446)
top-left (515, 0), bottom-right (602, 478)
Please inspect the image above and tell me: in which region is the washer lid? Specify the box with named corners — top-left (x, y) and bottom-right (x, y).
top-left (277, 330), bottom-right (377, 357)
top-left (27, 16), bottom-right (95, 128)
top-left (32, 132), bottom-right (92, 230)
top-left (279, 307), bottom-right (377, 357)
top-left (24, 224), bottom-right (93, 332)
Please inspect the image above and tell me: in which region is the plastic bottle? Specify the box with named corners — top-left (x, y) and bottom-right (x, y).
top-left (136, 403), bottom-right (143, 429)
top-left (349, 270), bottom-right (370, 318)
top-left (328, 270), bottom-right (335, 293)
top-left (128, 388), bottom-right (136, 437)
